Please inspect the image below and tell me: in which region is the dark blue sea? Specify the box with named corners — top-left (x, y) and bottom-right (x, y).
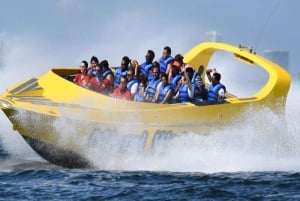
top-left (1, 143), bottom-right (300, 201)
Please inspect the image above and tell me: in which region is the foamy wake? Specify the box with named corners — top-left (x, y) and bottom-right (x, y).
top-left (83, 83), bottom-right (300, 172)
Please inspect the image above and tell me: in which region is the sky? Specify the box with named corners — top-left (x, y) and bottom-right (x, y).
top-left (0, 0), bottom-right (299, 82)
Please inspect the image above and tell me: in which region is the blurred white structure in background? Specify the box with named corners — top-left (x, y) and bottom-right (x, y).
top-left (205, 30), bottom-right (222, 42)
top-left (263, 50), bottom-right (289, 71)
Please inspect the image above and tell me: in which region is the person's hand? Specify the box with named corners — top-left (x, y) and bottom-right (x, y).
top-left (206, 68), bottom-right (216, 74)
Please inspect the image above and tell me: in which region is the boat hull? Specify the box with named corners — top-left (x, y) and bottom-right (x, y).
top-left (23, 135), bottom-right (91, 168)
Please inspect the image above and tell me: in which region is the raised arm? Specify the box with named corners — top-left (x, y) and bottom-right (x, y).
top-left (184, 68), bottom-right (193, 92)
top-left (206, 68), bottom-right (216, 83)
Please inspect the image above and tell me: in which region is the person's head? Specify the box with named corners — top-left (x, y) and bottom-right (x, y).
top-left (136, 68), bottom-right (145, 83)
top-left (95, 63), bottom-right (101, 72)
top-left (100, 60), bottom-right (109, 70)
top-left (145, 50), bottom-right (155, 63)
top-left (212, 72), bottom-right (221, 85)
top-left (160, 73), bottom-right (168, 86)
top-left (80, 60), bottom-right (88, 74)
top-left (138, 81), bottom-right (146, 94)
top-left (162, 46), bottom-right (171, 59)
top-left (152, 61), bottom-right (160, 80)
top-left (139, 81), bottom-right (145, 88)
top-left (90, 56), bottom-right (99, 69)
top-left (126, 68), bottom-right (134, 81)
top-left (171, 62), bottom-right (180, 75)
top-left (174, 54), bottom-right (184, 65)
top-left (119, 76), bottom-right (128, 92)
top-left (121, 56), bottom-right (130, 70)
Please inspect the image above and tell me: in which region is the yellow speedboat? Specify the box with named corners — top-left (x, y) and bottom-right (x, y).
top-left (0, 42), bottom-right (291, 168)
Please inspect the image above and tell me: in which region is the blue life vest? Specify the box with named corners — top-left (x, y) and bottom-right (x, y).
top-left (158, 84), bottom-right (173, 103)
top-left (159, 56), bottom-right (174, 73)
top-left (207, 83), bottom-right (226, 102)
top-left (114, 67), bottom-right (127, 87)
top-left (135, 92), bottom-right (146, 102)
top-left (127, 78), bottom-right (138, 91)
top-left (191, 72), bottom-right (200, 95)
top-left (170, 74), bottom-right (182, 88)
top-left (95, 71), bottom-right (103, 82)
top-left (91, 68), bottom-right (97, 76)
top-left (147, 73), bottom-right (154, 82)
top-left (146, 78), bottom-right (161, 99)
top-left (102, 69), bottom-right (114, 79)
top-left (140, 62), bottom-right (153, 76)
top-left (178, 84), bottom-right (189, 103)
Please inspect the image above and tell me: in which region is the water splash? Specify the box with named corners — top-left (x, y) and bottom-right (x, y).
top-left (74, 82), bottom-right (299, 172)
top-left (82, 97), bottom-right (300, 172)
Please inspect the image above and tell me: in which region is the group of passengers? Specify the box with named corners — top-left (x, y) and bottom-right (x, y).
top-left (73, 46), bottom-right (226, 103)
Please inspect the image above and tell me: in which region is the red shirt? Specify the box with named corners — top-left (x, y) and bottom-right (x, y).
top-left (88, 77), bottom-right (113, 94)
top-left (74, 74), bottom-right (90, 87)
top-left (111, 87), bottom-right (131, 100)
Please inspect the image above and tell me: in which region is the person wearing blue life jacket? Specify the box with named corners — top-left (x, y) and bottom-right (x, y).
top-left (175, 67), bottom-right (194, 103)
top-left (88, 60), bottom-right (114, 94)
top-left (172, 54), bottom-right (207, 100)
top-left (134, 81), bottom-right (146, 102)
top-left (186, 66), bottom-right (207, 101)
top-left (126, 68), bottom-right (139, 100)
top-left (159, 46), bottom-right (174, 74)
top-left (114, 56), bottom-right (130, 88)
top-left (99, 60), bottom-right (114, 87)
top-left (206, 68), bottom-right (226, 103)
top-left (153, 73), bottom-right (174, 104)
top-left (145, 62), bottom-right (161, 102)
top-left (139, 50), bottom-right (155, 78)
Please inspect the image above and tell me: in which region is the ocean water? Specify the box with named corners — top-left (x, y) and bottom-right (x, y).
top-left (1, 167), bottom-right (300, 200)
top-left (0, 82), bottom-right (299, 200)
